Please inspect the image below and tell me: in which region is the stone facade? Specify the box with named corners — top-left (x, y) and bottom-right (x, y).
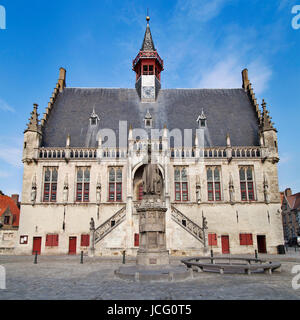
top-left (15, 17), bottom-right (284, 257)
top-left (281, 188), bottom-right (300, 242)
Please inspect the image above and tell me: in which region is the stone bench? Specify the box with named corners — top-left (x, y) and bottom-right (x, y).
top-left (182, 257), bottom-right (281, 275)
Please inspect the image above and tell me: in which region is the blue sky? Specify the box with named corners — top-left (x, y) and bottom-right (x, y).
top-left (0, 0), bottom-right (299, 197)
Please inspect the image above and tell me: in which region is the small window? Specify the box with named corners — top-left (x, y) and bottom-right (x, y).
top-left (4, 216), bottom-right (10, 225)
top-left (208, 233), bottom-right (218, 246)
top-left (46, 234), bottom-right (59, 247)
top-left (239, 233), bottom-right (253, 246)
top-left (20, 235), bottom-right (28, 244)
top-left (81, 234), bottom-right (90, 247)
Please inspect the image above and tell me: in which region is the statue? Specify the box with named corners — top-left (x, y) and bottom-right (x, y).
top-left (142, 142), bottom-right (162, 196)
top-left (264, 175), bottom-right (270, 204)
top-left (229, 174), bottom-right (235, 204)
top-left (196, 176), bottom-right (201, 204)
top-left (142, 163), bottom-right (161, 195)
top-left (90, 217), bottom-right (95, 231)
top-left (63, 174), bottom-right (69, 203)
top-left (31, 174), bottom-right (37, 204)
top-left (96, 174), bottom-right (101, 204)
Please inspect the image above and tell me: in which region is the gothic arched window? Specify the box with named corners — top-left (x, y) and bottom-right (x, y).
top-left (109, 167), bottom-right (122, 202)
top-left (174, 167), bottom-right (188, 201)
top-left (207, 166), bottom-right (221, 201)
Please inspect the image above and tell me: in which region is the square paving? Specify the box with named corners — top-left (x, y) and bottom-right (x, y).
top-left (0, 254), bottom-right (300, 300)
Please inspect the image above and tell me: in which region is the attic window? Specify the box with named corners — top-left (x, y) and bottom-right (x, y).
top-left (4, 216), bottom-right (10, 225)
top-left (197, 109), bottom-right (207, 128)
top-left (90, 108), bottom-right (100, 126)
top-left (144, 110), bottom-right (153, 128)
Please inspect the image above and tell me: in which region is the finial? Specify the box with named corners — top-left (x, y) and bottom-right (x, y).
top-left (146, 8), bottom-right (150, 23)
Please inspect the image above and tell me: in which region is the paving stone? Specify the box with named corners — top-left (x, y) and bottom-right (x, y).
top-left (0, 254), bottom-right (300, 300)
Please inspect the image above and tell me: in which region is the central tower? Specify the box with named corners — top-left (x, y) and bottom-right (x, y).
top-left (133, 16), bottom-right (164, 102)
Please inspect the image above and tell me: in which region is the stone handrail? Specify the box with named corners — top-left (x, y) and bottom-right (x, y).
top-left (171, 205), bottom-right (204, 244)
top-left (94, 206), bottom-right (126, 244)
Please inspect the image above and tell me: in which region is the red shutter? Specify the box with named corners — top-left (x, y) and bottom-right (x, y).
top-left (240, 234), bottom-right (245, 245)
top-left (81, 234), bottom-right (90, 247)
top-left (54, 234), bottom-right (59, 246)
top-left (247, 234), bottom-right (253, 245)
top-left (208, 233), bottom-right (217, 246)
top-left (46, 234), bottom-right (50, 246)
top-left (134, 233), bottom-right (139, 247)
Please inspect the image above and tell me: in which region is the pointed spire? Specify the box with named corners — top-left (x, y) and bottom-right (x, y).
top-left (141, 15), bottom-right (155, 52)
top-left (25, 104), bottom-right (41, 134)
top-left (261, 99), bottom-right (276, 131)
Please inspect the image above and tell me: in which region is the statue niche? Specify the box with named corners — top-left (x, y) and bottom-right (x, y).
top-left (142, 163), bottom-right (162, 196)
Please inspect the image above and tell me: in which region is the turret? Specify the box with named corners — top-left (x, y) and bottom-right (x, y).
top-left (260, 99), bottom-right (279, 162)
top-left (23, 103), bottom-right (42, 163)
top-left (132, 16), bottom-right (164, 102)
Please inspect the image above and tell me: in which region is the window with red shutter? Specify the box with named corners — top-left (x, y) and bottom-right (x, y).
top-left (43, 168), bottom-right (58, 202)
top-left (45, 234), bottom-right (59, 247)
top-left (108, 168), bottom-right (122, 202)
top-left (134, 233), bottom-right (139, 247)
top-left (76, 168), bottom-right (90, 202)
top-left (174, 167), bottom-right (188, 202)
top-left (208, 233), bottom-right (217, 246)
top-left (81, 234), bottom-right (90, 247)
top-left (240, 233), bottom-right (253, 245)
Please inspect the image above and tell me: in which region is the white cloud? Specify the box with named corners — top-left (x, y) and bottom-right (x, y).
top-left (0, 98), bottom-right (15, 112)
top-left (197, 56), bottom-right (272, 94)
top-left (0, 137), bottom-right (23, 168)
top-left (175, 0), bottom-right (230, 23)
top-left (0, 147), bottom-right (22, 167)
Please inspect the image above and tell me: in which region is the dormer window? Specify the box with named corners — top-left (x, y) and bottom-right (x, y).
top-left (144, 109), bottom-right (153, 128)
top-left (90, 108), bottom-right (100, 126)
top-left (197, 109), bottom-right (207, 128)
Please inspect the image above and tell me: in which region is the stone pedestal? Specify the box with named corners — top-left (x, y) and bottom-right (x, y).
top-left (136, 196), bottom-right (169, 266)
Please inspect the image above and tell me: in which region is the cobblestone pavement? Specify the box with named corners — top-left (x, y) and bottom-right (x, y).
top-left (1, 254), bottom-right (300, 300)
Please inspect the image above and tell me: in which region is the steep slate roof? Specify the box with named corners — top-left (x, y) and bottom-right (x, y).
top-left (0, 195), bottom-right (20, 227)
top-left (286, 193), bottom-right (300, 210)
top-left (41, 88), bottom-right (260, 148)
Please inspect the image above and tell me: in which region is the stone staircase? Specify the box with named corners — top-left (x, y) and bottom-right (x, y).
top-left (171, 205), bottom-right (205, 245)
top-left (94, 206), bottom-right (126, 244)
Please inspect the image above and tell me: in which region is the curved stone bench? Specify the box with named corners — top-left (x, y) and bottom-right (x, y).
top-left (181, 257), bottom-right (281, 275)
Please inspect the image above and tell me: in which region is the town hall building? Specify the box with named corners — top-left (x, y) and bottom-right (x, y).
top-left (16, 17), bottom-right (284, 256)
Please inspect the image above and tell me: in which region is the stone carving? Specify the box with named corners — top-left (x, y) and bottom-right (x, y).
top-left (229, 174), bottom-right (235, 203)
top-left (63, 174), bottom-right (69, 203)
top-left (142, 146), bottom-right (162, 195)
top-left (264, 174), bottom-right (270, 204)
top-left (96, 175), bottom-right (101, 204)
top-left (90, 217), bottom-right (95, 231)
top-left (196, 175), bottom-right (201, 204)
top-left (31, 174), bottom-right (37, 203)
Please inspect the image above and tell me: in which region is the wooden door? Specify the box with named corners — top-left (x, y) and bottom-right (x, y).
top-left (69, 237), bottom-right (77, 255)
top-left (221, 235), bottom-right (230, 254)
top-left (257, 235), bottom-right (267, 253)
top-left (32, 237), bottom-right (42, 255)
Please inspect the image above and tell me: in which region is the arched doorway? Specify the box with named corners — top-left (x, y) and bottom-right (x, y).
top-left (132, 164), bottom-right (164, 202)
